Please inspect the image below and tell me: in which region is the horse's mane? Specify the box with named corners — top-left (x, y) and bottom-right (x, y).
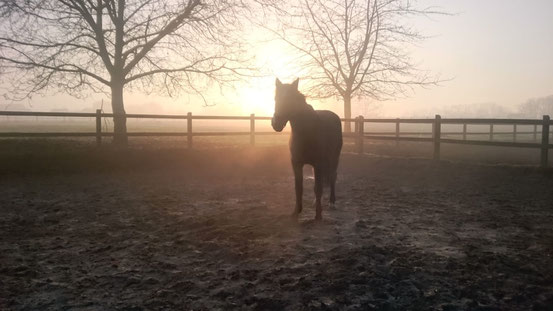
top-left (293, 89), bottom-right (307, 105)
top-left (293, 90), bottom-right (315, 113)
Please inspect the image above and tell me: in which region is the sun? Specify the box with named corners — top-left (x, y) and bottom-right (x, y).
top-left (235, 32), bottom-right (306, 116)
top-left (237, 79), bottom-right (276, 116)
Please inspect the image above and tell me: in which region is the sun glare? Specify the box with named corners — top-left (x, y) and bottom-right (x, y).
top-left (235, 33), bottom-right (306, 117)
top-left (238, 84), bottom-right (274, 116)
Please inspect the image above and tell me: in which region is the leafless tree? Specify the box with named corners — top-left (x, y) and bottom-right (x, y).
top-left (518, 95), bottom-right (553, 119)
top-left (267, 0), bottom-right (444, 131)
top-left (0, 0), bottom-right (254, 144)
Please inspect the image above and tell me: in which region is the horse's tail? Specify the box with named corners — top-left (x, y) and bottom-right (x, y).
top-left (316, 160), bottom-right (339, 188)
top-left (326, 135), bottom-right (342, 187)
top-left (327, 158), bottom-right (339, 187)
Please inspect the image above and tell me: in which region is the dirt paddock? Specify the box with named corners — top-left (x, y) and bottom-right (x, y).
top-left (1, 144), bottom-right (553, 310)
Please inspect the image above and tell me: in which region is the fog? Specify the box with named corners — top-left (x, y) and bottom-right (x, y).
top-left (1, 0), bottom-right (552, 119)
top-left (3, 2), bottom-right (553, 310)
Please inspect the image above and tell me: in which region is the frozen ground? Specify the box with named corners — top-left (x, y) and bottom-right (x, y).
top-left (1, 146), bottom-right (552, 310)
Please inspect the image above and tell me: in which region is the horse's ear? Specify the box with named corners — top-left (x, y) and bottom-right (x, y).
top-left (275, 78), bottom-right (282, 88)
top-left (292, 78), bottom-right (299, 90)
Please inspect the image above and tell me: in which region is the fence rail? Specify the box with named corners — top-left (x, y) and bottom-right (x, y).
top-left (2, 111), bottom-right (553, 167)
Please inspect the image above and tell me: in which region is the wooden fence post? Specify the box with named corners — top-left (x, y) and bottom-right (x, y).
top-left (250, 113), bottom-right (255, 146)
top-left (187, 112), bottom-right (193, 149)
top-left (395, 118), bottom-right (400, 146)
top-left (513, 124), bottom-right (517, 142)
top-left (95, 109), bottom-right (102, 146)
top-left (462, 123), bottom-right (467, 140)
top-left (540, 115), bottom-right (550, 168)
top-left (489, 124), bottom-right (494, 141)
top-left (533, 124), bottom-right (537, 141)
top-left (433, 114), bottom-right (441, 160)
top-left (357, 116), bottom-right (364, 154)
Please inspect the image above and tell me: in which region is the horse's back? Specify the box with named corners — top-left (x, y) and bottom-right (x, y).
top-left (315, 110), bottom-right (343, 145)
top-left (315, 110), bottom-right (342, 162)
top-left (316, 110), bottom-right (341, 124)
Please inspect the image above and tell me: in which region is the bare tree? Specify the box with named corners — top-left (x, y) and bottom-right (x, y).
top-left (267, 0), bottom-right (444, 131)
top-left (0, 0), bottom-right (253, 144)
top-left (518, 95), bottom-right (553, 119)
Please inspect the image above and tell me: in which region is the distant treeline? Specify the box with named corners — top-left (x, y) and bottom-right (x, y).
top-left (412, 95), bottom-right (553, 119)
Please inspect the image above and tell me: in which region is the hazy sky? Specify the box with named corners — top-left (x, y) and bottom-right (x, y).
top-left (384, 0), bottom-right (553, 117)
top-left (7, 0), bottom-right (553, 118)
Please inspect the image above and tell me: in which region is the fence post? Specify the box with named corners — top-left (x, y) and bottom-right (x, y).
top-left (433, 114), bottom-right (441, 160)
top-left (395, 118), bottom-right (400, 146)
top-left (187, 112), bottom-right (193, 149)
top-left (533, 124), bottom-right (537, 141)
top-left (540, 115), bottom-right (550, 168)
top-left (462, 124), bottom-right (467, 140)
top-left (250, 113), bottom-right (255, 146)
top-left (357, 116), bottom-right (364, 155)
top-left (95, 109), bottom-right (102, 146)
top-left (489, 124), bottom-right (494, 141)
top-left (513, 124), bottom-right (517, 142)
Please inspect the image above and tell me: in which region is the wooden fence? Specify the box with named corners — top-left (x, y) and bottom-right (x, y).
top-left (1, 111), bottom-right (553, 167)
top-left (353, 115), bottom-right (552, 167)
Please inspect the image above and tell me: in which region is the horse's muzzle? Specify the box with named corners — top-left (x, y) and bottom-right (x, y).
top-left (271, 115), bottom-right (287, 132)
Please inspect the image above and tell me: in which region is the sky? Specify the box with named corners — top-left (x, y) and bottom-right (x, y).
top-left (4, 0), bottom-right (553, 118)
top-left (384, 0), bottom-right (553, 117)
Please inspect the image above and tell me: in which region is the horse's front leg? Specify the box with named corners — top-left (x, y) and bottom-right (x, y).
top-left (292, 162), bottom-right (303, 217)
top-left (313, 166), bottom-right (323, 220)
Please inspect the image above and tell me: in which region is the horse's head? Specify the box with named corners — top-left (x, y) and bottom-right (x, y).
top-left (272, 78), bottom-right (302, 132)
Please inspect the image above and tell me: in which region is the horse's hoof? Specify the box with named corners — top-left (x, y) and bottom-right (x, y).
top-left (329, 202), bottom-right (336, 210)
top-left (315, 214), bottom-right (322, 221)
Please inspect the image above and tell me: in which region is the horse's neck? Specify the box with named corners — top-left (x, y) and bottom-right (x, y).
top-left (290, 104), bottom-right (317, 134)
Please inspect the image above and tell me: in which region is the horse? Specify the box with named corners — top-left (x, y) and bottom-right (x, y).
top-left (271, 78), bottom-right (343, 220)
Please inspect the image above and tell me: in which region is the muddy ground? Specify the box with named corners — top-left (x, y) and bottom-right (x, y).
top-left (1, 145), bottom-right (552, 310)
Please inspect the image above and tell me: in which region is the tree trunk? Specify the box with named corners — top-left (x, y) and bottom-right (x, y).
top-left (111, 82), bottom-right (128, 145)
top-left (343, 94), bottom-right (352, 133)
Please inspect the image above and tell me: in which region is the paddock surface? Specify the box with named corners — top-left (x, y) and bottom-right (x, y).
top-left (1, 146), bottom-right (552, 310)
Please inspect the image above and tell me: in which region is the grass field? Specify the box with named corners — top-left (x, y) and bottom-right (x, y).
top-left (0, 131), bottom-right (551, 169)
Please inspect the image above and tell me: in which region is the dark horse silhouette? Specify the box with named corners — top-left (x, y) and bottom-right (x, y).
top-left (272, 78), bottom-right (343, 220)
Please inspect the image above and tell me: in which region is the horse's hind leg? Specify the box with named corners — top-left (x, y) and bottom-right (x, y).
top-left (293, 162), bottom-right (303, 216)
top-left (314, 166), bottom-right (323, 220)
